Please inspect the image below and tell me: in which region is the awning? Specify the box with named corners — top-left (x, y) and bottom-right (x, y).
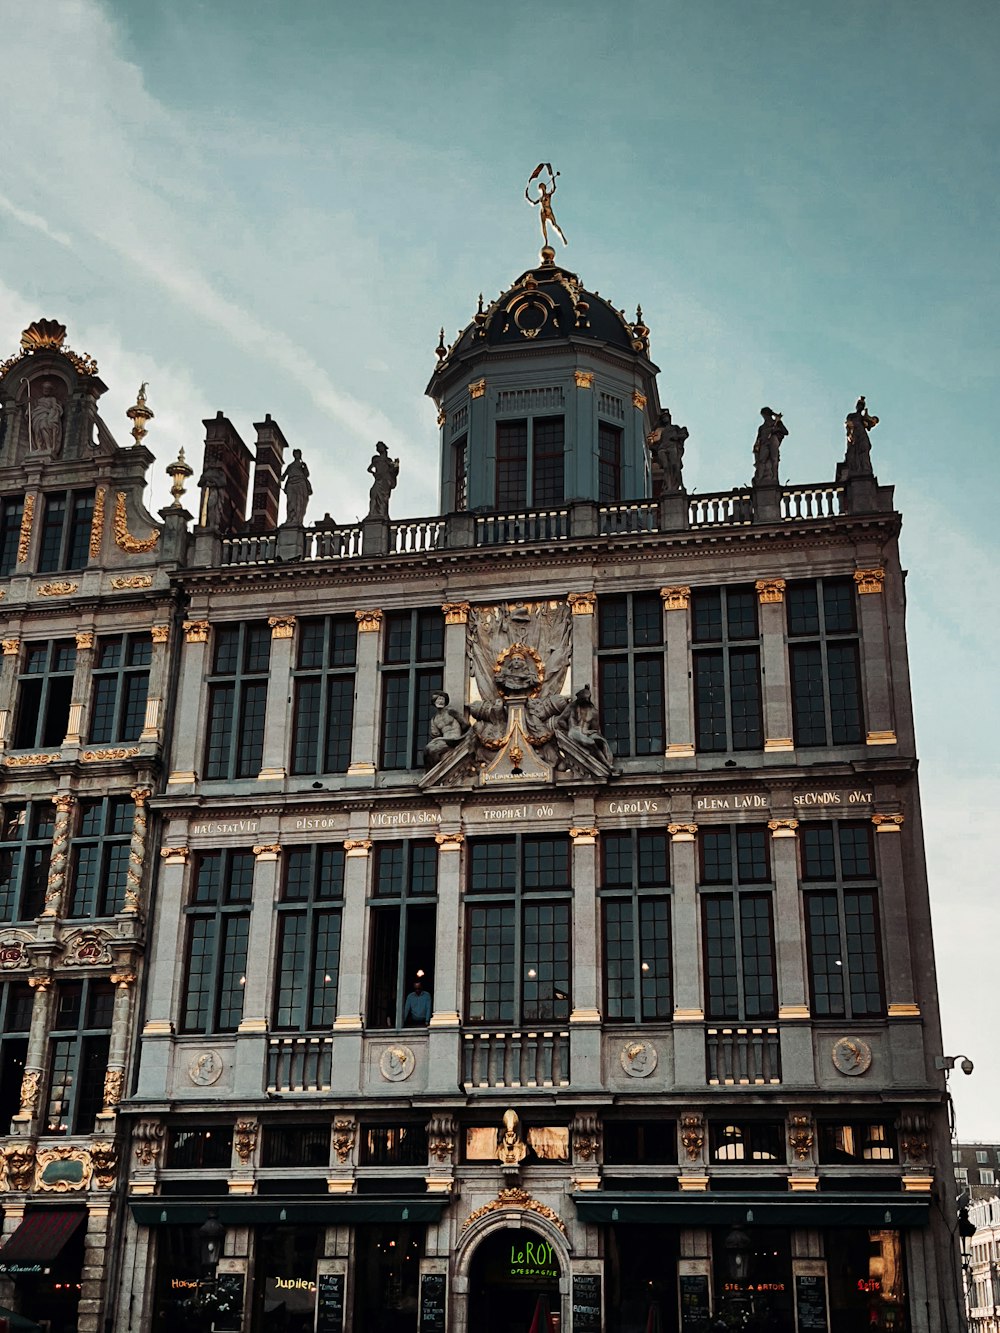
top-left (0, 1211), bottom-right (85, 1275)
top-left (573, 1192), bottom-right (930, 1228)
top-left (130, 1197), bottom-right (447, 1226)
top-left (0, 1305), bottom-right (43, 1331)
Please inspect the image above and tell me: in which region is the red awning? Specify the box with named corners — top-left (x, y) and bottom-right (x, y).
top-left (0, 1211), bottom-right (85, 1275)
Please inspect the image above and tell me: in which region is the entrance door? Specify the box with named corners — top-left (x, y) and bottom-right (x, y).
top-left (468, 1228), bottom-right (561, 1333)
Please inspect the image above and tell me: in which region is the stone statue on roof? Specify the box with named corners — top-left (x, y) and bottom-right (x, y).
top-left (843, 396), bottom-right (878, 477)
top-left (753, 406), bottom-right (788, 485)
top-left (366, 441), bottom-right (399, 520)
top-left (281, 448), bottom-right (312, 526)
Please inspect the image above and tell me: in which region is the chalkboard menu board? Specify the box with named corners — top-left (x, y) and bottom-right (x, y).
top-left (419, 1272), bottom-right (446, 1333)
top-left (213, 1273), bottom-right (245, 1333)
top-left (679, 1274), bottom-right (711, 1331)
top-left (316, 1272), bottom-right (345, 1333)
top-left (572, 1273), bottom-right (601, 1332)
top-left (795, 1274), bottom-right (829, 1332)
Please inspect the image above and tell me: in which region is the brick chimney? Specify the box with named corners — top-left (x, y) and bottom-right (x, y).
top-left (249, 414), bottom-right (288, 533)
top-left (201, 413), bottom-right (252, 534)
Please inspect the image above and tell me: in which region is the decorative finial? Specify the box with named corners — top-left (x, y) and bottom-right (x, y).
top-left (165, 447), bottom-right (194, 508)
top-left (435, 327), bottom-right (447, 362)
top-left (126, 383), bottom-right (154, 447)
top-left (632, 304), bottom-right (649, 350)
top-left (525, 163), bottom-right (567, 257)
top-left (477, 293), bottom-right (484, 316)
top-left (21, 319), bottom-right (67, 353)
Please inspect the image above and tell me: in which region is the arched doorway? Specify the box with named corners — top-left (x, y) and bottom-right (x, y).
top-left (467, 1227), bottom-right (561, 1333)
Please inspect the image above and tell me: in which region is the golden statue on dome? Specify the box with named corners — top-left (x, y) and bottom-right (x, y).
top-left (525, 163), bottom-right (567, 251)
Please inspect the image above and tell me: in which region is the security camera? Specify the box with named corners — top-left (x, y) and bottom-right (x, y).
top-left (960, 1058), bottom-right (974, 1076)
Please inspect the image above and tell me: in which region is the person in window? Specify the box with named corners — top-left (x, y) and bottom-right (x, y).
top-left (402, 978), bottom-right (432, 1026)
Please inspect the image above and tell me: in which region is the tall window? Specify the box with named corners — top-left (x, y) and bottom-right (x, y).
top-left (465, 835), bottom-right (571, 1025)
top-left (46, 979), bottom-right (114, 1135)
top-left (69, 797), bottom-right (133, 917)
top-left (787, 578), bottom-right (863, 746)
top-left (181, 851), bottom-right (254, 1033)
top-left (0, 801), bottom-right (55, 922)
top-left (204, 623), bottom-right (271, 779)
top-left (367, 840), bottom-right (437, 1029)
top-left (495, 418), bottom-right (565, 508)
top-left (37, 490), bottom-right (95, 573)
top-left (453, 434), bottom-right (468, 511)
top-left (13, 639), bottom-right (76, 748)
top-left (693, 587), bottom-right (763, 752)
top-left (700, 826), bottom-right (776, 1020)
top-left (273, 845), bottom-right (344, 1030)
top-left (0, 497), bottom-right (24, 576)
top-left (0, 982), bottom-right (32, 1128)
top-left (379, 609), bottom-right (444, 770)
top-left (291, 617), bottom-right (356, 775)
top-left (600, 830), bottom-right (672, 1022)
top-left (598, 422), bottom-right (622, 503)
top-left (88, 634), bottom-right (151, 743)
top-left (801, 821), bottom-right (884, 1017)
top-left (597, 592), bottom-right (665, 757)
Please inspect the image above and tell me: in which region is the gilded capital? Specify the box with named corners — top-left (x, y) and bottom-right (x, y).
top-left (344, 838), bottom-right (373, 857)
top-left (435, 832), bottom-right (465, 852)
top-left (183, 620), bottom-right (210, 644)
top-left (768, 818), bottom-right (799, 838)
top-left (755, 578), bottom-right (786, 605)
top-left (569, 826), bottom-right (599, 845)
top-left (150, 625), bottom-right (170, 644)
top-left (661, 586), bottom-right (690, 611)
top-left (268, 616), bottom-right (296, 639)
top-left (355, 609), bottom-right (383, 633)
top-left (130, 787), bottom-right (151, 807)
top-left (159, 845), bottom-right (190, 864)
top-left (668, 823), bottom-right (698, 842)
top-left (854, 567), bottom-right (885, 595)
top-left (574, 370), bottom-right (594, 389)
top-left (51, 793), bottom-right (75, 815)
top-left (2, 638), bottom-right (19, 656)
top-left (567, 591), bottom-right (596, 616)
top-left (632, 390), bottom-right (647, 410)
top-left (468, 378), bottom-right (487, 400)
top-left (441, 602), bottom-right (470, 626)
top-left (436, 407), bottom-right (447, 427)
top-left (75, 631), bottom-right (95, 650)
top-left (28, 975), bottom-right (52, 991)
top-left (872, 813), bottom-right (904, 832)
top-left (110, 972), bottom-right (137, 989)
top-left (253, 843), bottom-right (281, 860)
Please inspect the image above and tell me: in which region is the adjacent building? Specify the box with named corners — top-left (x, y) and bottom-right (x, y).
top-left (955, 1142), bottom-right (1000, 1332)
top-left (0, 226), bottom-right (965, 1333)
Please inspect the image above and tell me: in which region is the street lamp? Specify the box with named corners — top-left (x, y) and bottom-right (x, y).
top-left (935, 1055), bottom-right (975, 1077)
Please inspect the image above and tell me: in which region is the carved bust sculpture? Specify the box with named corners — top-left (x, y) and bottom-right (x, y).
top-left (497, 1108), bottom-right (527, 1165)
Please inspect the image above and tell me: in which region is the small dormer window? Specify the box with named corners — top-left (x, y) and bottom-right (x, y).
top-left (495, 417), bottom-right (564, 509)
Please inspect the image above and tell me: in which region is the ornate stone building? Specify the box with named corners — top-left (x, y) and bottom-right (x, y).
top-left (0, 217), bottom-right (963, 1331)
top-left (0, 322), bottom-right (186, 1331)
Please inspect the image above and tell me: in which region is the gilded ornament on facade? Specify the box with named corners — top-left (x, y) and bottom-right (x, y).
top-left (872, 813), bottom-right (904, 831)
top-left (462, 1187), bottom-right (567, 1236)
top-left (755, 578), bottom-right (786, 604)
top-left (133, 1119), bottom-right (166, 1166)
top-left (63, 928), bottom-right (114, 967)
top-left (768, 818), bottom-right (799, 838)
top-left (90, 1142), bottom-right (118, 1188)
top-left (379, 1045), bottom-right (415, 1082)
top-left (20, 319), bottom-right (68, 352)
top-left (434, 832), bottom-right (464, 851)
top-left (441, 602), bottom-right (470, 625)
top-left (111, 972), bottom-right (137, 989)
top-left (19, 1069), bottom-right (41, 1112)
top-left (354, 609), bottom-right (383, 633)
top-left (567, 591), bottom-right (596, 615)
top-left (234, 1120), bottom-right (258, 1165)
top-left (0, 934), bottom-right (29, 969)
top-left (632, 390), bottom-right (647, 410)
top-left (183, 620), bottom-right (210, 643)
top-left (788, 1115), bottom-right (814, 1161)
top-left (854, 567), bottom-right (885, 594)
top-left (113, 491), bottom-right (160, 552)
top-left (151, 625), bottom-right (170, 644)
top-left (252, 844), bottom-right (281, 859)
top-left (427, 1114), bottom-right (457, 1164)
top-left (160, 845), bottom-right (190, 863)
top-left (103, 1068), bottom-right (125, 1108)
top-left (333, 1118), bottom-right (356, 1164)
top-left (110, 575), bottom-right (154, 590)
top-left (660, 585), bottom-right (690, 611)
top-left (89, 487), bottom-right (106, 559)
top-left (343, 839), bottom-right (372, 857)
top-left (81, 748), bottom-right (140, 762)
top-left (268, 616), bottom-right (296, 639)
top-left (75, 631), bottom-right (95, 650)
top-left (574, 371), bottom-right (594, 389)
top-left (667, 823), bottom-right (698, 841)
top-left (5, 753), bottom-right (61, 766)
top-left (37, 1146), bottom-right (93, 1191)
top-left (680, 1114), bottom-right (705, 1161)
top-left (468, 378), bottom-right (487, 400)
top-left (127, 383), bottom-right (154, 448)
top-left (16, 494), bottom-right (34, 564)
top-left (620, 1041), bottom-right (657, 1078)
top-left (36, 581), bottom-right (79, 597)
top-left (572, 1113), bottom-right (600, 1163)
top-left (831, 1036), bottom-right (873, 1076)
top-left (2, 638), bottom-right (19, 656)
top-left (569, 826), bottom-right (598, 843)
top-left (436, 407), bottom-right (446, 427)
top-left (5, 1143), bottom-right (36, 1191)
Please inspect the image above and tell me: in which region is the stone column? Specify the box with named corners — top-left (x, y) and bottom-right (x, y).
top-left (239, 845), bottom-right (282, 1033)
top-left (569, 820), bottom-right (601, 1092)
top-left (140, 624), bottom-right (172, 742)
top-left (257, 616), bottom-right (296, 780)
top-left (334, 839), bottom-right (371, 1032)
top-left (167, 621), bottom-right (211, 785)
top-left (441, 603), bottom-right (470, 706)
top-left (122, 788), bottom-right (151, 915)
top-left (347, 611), bottom-right (382, 779)
top-left (662, 587), bottom-right (695, 760)
top-left (873, 814), bottom-right (918, 1014)
top-left (427, 831), bottom-right (463, 1095)
top-left (669, 823), bottom-right (702, 1019)
top-left (756, 580), bottom-right (794, 754)
top-left (0, 636), bottom-right (20, 749)
top-left (567, 593), bottom-right (596, 694)
top-left (769, 820), bottom-right (808, 1018)
top-left (14, 975), bottom-right (54, 1132)
top-left (855, 568), bottom-right (897, 745)
top-left (102, 970), bottom-right (137, 1112)
top-left (65, 630), bottom-right (96, 744)
top-left (42, 792), bottom-right (75, 917)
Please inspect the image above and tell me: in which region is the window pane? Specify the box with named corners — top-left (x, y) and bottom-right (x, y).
top-left (323, 676), bottom-right (354, 773)
top-left (839, 824), bottom-right (873, 878)
top-left (823, 578), bottom-right (857, 633)
top-left (598, 658), bottom-right (630, 757)
top-left (787, 583), bottom-right (819, 636)
top-left (637, 832), bottom-right (669, 887)
top-left (694, 651), bottom-right (727, 751)
top-left (801, 826), bottom-right (836, 879)
top-left (467, 904), bottom-right (515, 1023)
top-left (603, 899), bottom-right (635, 1021)
top-left (496, 421), bottom-right (528, 508)
top-left (692, 591), bottom-right (722, 643)
top-left (639, 897), bottom-right (672, 1019)
top-left (806, 893), bottom-right (846, 1016)
top-left (532, 416), bottom-right (564, 506)
top-left (469, 839), bottom-right (516, 892)
top-left (790, 645), bottom-right (827, 746)
top-left (740, 894), bottom-right (777, 1018)
top-left (218, 914), bottom-right (250, 1030)
top-left (844, 891), bottom-right (883, 1016)
top-left (727, 590), bottom-right (758, 640)
top-left (183, 918), bottom-right (217, 1032)
top-left (729, 648), bottom-right (762, 750)
top-left (523, 837), bottom-right (569, 890)
top-left (597, 596), bottom-right (628, 650)
top-left (702, 896), bottom-right (738, 1019)
top-left (633, 656), bottom-right (665, 755)
top-left (827, 643), bottom-right (863, 744)
top-left (701, 830), bottom-right (732, 885)
top-left (603, 834), bottom-right (632, 888)
top-left (735, 828), bottom-right (768, 883)
top-left (522, 902), bottom-right (570, 1022)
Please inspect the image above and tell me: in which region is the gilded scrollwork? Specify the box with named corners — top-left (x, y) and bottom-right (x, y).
top-left (788, 1115), bottom-right (814, 1161)
top-left (19, 1069), bottom-right (41, 1113)
top-left (102, 1068), bottom-right (125, 1108)
top-left (5, 1143), bottom-right (36, 1191)
top-left (234, 1119), bottom-right (258, 1165)
top-left (37, 1146), bottom-right (92, 1192)
top-left (462, 1187), bottom-right (567, 1235)
top-left (113, 492), bottom-right (160, 553)
top-left (90, 1141), bottom-right (118, 1188)
top-left (680, 1114), bottom-right (705, 1161)
top-left (17, 494), bottom-right (35, 565)
top-left (90, 486), bottom-right (106, 559)
top-left (333, 1118), bottom-right (356, 1165)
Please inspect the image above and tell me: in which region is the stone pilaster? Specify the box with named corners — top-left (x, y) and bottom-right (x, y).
top-left (65, 630), bottom-right (96, 744)
top-left (141, 846), bottom-right (190, 1040)
top-left (347, 611), bottom-right (382, 778)
top-left (756, 580), bottom-right (794, 753)
top-left (77, 1203), bottom-right (111, 1333)
top-left (854, 569), bottom-right (898, 746)
top-left (769, 820), bottom-right (808, 1018)
top-left (441, 603), bottom-right (470, 707)
top-left (427, 830), bottom-right (463, 1094)
top-left (258, 617), bottom-right (296, 779)
top-left (568, 824), bottom-right (600, 1023)
top-left (238, 845), bottom-right (282, 1034)
top-left (333, 839), bottom-right (371, 1031)
top-left (167, 621), bottom-right (211, 784)
top-left (662, 587), bottom-right (694, 759)
top-left (873, 814), bottom-right (919, 1015)
top-left (141, 624), bottom-right (172, 742)
top-left (669, 823), bottom-right (702, 1019)
top-left (0, 636), bottom-right (20, 748)
top-left (568, 593), bottom-right (596, 694)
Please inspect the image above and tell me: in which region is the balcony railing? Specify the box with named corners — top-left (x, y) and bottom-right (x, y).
top-left (389, 518), bottom-right (446, 553)
top-left (462, 1030), bottom-right (570, 1089)
top-left (266, 1037), bottom-right (333, 1092)
top-left (599, 502), bottom-right (658, 536)
top-left (689, 489), bottom-right (754, 527)
top-left (475, 509), bottom-right (569, 546)
top-left (706, 1026), bottom-right (781, 1086)
top-left (781, 485), bottom-right (843, 520)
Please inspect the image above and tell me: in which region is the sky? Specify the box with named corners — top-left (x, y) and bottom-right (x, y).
top-left (1, 0), bottom-right (997, 1132)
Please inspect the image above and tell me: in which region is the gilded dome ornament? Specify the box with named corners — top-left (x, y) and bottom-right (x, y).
top-left (525, 162), bottom-right (567, 253)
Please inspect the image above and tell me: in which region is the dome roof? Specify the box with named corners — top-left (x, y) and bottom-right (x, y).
top-left (432, 249), bottom-right (651, 377)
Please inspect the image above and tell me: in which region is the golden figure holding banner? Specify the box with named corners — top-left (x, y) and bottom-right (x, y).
top-left (525, 163), bottom-right (567, 247)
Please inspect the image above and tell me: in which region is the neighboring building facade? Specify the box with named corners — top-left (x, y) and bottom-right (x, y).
top-left (955, 1143), bottom-right (1000, 1333)
top-left (0, 322), bottom-right (187, 1331)
top-left (0, 227), bottom-right (964, 1331)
